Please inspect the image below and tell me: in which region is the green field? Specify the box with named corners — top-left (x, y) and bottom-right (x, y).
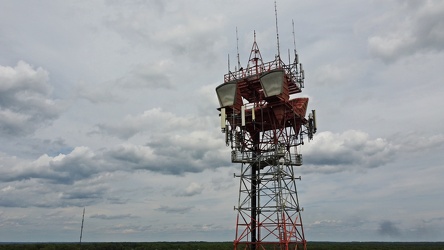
top-left (0, 242), bottom-right (444, 250)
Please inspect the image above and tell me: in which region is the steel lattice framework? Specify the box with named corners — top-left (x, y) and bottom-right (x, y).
top-left (216, 35), bottom-right (316, 250)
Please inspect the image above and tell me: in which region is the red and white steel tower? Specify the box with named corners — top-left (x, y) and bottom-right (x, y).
top-left (216, 28), bottom-right (316, 249)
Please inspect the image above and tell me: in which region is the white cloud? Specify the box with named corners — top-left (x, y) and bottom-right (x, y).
top-left (93, 108), bottom-right (206, 141)
top-left (175, 182), bottom-right (204, 197)
top-left (0, 61), bottom-right (64, 136)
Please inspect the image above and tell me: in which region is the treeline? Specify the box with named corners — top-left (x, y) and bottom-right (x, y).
top-left (0, 242), bottom-right (443, 250)
top-left (308, 242), bottom-right (444, 250)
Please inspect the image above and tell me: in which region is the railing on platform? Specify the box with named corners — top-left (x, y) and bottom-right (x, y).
top-left (231, 150), bottom-right (302, 166)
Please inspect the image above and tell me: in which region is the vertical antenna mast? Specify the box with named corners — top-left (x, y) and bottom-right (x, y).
top-left (228, 54), bottom-right (230, 72)
top-left (292, 19), bottom-right (297, 55)
top-left (292, 19), bottom-right (299, 65)
top-left (236, 27), bottom-right (241, 70)
top-left (80, 207), bottom-right (85, 244)
top-left (274, 0), bottom-right (281, 60)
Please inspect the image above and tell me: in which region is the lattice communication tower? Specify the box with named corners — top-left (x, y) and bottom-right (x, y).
top-left (215, 26), bottom-right (317, 250)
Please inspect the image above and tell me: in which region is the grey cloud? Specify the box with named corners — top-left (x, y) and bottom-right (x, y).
top-left (103, 1), bottom-right (225, 63)
top-left (0, 176), bottom-right (109, 208)
top-left (390, 132), bottom-right (444, 152)
top-left (156, 205), bottom-right (193, 214)
top-left (90, 213), bottom-right (139, 220)
top-left (0, 131), bottom-right (228, 186)
top-left (103, 1), bottom-right (166, 44)
top-left (76, 63), bottom-right (174, 104)
top-left (75, 81), bottom-right (125, 104)
top-left (142, 132), bottom-right (229, 173)
top-left (308, 219), bottom-right (343, 229)
top-left (0, 61), bottom-right (64, 136)
top-left (2, 129), bottom-right (439, 186)
top-left (105, 224), bottom-right (152, 234)
top-left (116, 63), bottom-right (174, 89)
top-left (94, 108), bottom-right (196, 140)
top-left (75, 60), bottom-right (175, 104)
top-left (91, 109), bottom-right (230, 175)
top-left (197, 84), bottom-right (221, 117)
top-left (0, 182), bottom-right (57, 208)
top-left (108, 142), bottom-right (206, 175)
top-left (0, 146), bottom-right (106, 185)
top-left (161, 19), bottom-right (226, 62)
top-left (368, 1), bottom-right (444, 61)
top-left (377, 218), bottom-right (442, 241)
top-left (174, 182), bottom-right (204, 197)
top-left (303, 130), bottom-right (397, 173)
top-left (4, 128), bottom-right (425, 187)
top-left (378, 220), bottom-right (401, 237)
top-left (93, 123), bottom-right (140, 140)
top-left (423, 217), bottom-right (444, 224)
top-left (60, 185), bottom-right (106, 200)
top-left (26, 138), bottom-right (72, 158)
top-left (47, 147), bottom-right (106, 183)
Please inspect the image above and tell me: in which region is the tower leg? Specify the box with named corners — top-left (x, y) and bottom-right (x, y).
top-left (234, 157), bottom-right (306, 250)
top-left (251, 165), bottom-right (257, 250)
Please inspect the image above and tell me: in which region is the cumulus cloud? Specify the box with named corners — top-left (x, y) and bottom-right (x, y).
top-left (143, 131), bottom-right (229, 173)
top-left (0, 61), bottom-right (63, 136)
top-left (0, 164), bottom-right (124, 208)
top-left (4, 128), bottom-right (440, 189)
top-left (303, 130), bottom-right (397, 173)
top-left (368, 0), bottom-right (444, 61)
top-left (0, 177), bottom-right (100, 208)
top-left (175, 182), bottom-right (204, 197)
top-left (0, 130), bottom-right (229, 185)
top-left (107, 130), bottom-right (228, 175)
top-left (0, 146), bottom-right (107, 184)
top-left (93, 108), bottom-right (198, 139)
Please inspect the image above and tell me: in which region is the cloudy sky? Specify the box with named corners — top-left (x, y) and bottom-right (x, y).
top-left (1, 0), bottom-right (443, 243)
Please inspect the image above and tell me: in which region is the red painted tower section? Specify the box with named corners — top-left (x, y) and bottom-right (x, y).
top-left (216, 33), bottom-right (316, 250)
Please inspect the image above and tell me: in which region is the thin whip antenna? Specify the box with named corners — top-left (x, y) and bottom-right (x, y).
top-left (292, 19), bottom-right (297, 54)
top-left (274, 0), bottom-right (281, 60)
top-left (80, 207), bottom-right (85, 244)
top-left (228, 54), bottom-right (230, 72)
top-left (292, 19), bottom-right (299, 65)
top-left (236, 27), bottom-right (241, 70)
